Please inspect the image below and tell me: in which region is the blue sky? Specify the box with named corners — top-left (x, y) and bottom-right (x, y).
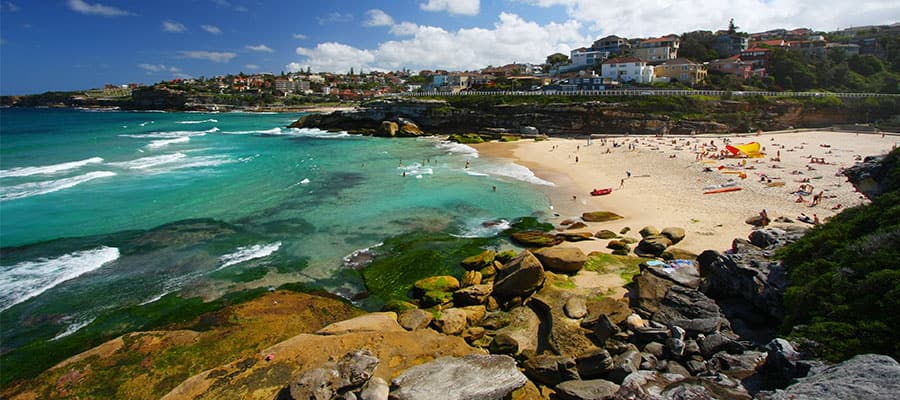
top-left (1, 0), bottom-right (898, 95)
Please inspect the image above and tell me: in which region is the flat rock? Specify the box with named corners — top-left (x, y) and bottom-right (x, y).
top-left (643, 260), bottom-right (702, 289)
top-left (390, 354), bottom-right (526, 400)
top-left (582, 211), bottom-right (624, 222)
top-left (555, 379), bottom-right (620, 400)
top-left (583, 297), bottom-right (632, 326)
top-left (575, 348), bottom-right (614, 378)
top-left (461, 250), bottom-right (496, 270)
top-left (613, 371), bottom-right (685, 400)
top-left (511, 231), bottom-right (563, 247)
top-left (316, 312), bottom-right (404, 335)
top-left (533, 246), bottom-right (588, 273)
top-left (414, 276), bottom-right (460, 293)
top-left (595, 229), bottom-right (618, 239)
top-left (453, 284), bottom-right (493, 306)
top-left (660, 227), bottom-right (686, 244)
top-left (531, 283), bottom-right (596, 357)
top-left (523, 354), bottom-right (580, 386)
top-left (768, 354), bottom-right (900, 400)
top-left (633, 271), bottom-right (675, 315)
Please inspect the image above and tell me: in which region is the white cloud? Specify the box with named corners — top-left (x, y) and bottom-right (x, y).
top-left (317, 12), bottom-right (353, 25)
top-left (292, 13), bottom-right (588, 73)
top-left (162, 20), bottom-right (187, 33)
top-left (179, 50), bottom-right (237, 63)
top-left (293, 33), bottom-right (307, 39)
top-left (420, 0), bottom-right (480, 16)
top-left (138, 63), bottom-right (180, 73)
top-left (286, 62), bottom-right (309, 73)
top-left (201, 25), bottom-right (222, 35)
top-left (364, 9), bottom-right (394, 27)
top-left (66, 0), bottom-right (133, 17)
top-left (4, 2), bottom-right (20, 12)
top-left (246, 44), bottom-right (274, 53)
top-left (244, 64), bottom-right (260, 70)
top-left (518, 0), bottom-right (900, 37)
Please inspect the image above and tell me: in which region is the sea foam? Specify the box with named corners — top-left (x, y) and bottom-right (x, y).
top-left (146, 136), bottom-right (190, 150)
top-left (176, 118), bottom-right (218, 124)
top-left (479, 163), bottom-right (555, 186)
top-left (221, 127), bottom-right (283, 135)
top-left (0, 157), bottom-right (104, 178)
top-left (109, 153), bottom-right (187, 170)
top-left (217, 242), bottom-right (282, 269)
top-left (1, 171), bottom-right (117, 201)
top-left (438, 141), bottom-right (479, 158)
top-left (0, 246), bottom-right (120, 311)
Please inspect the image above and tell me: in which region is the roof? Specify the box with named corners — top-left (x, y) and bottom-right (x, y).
top-left (601, 56), bottom-right (644, 64)
top-left (755, 39), bottom-right (787, 47)
top-left (742, 47), bottom-right (771, 53)
top-left (641, 36), bottom-right (678, 44)
top-left (662, 58), bottom-right (700, 66)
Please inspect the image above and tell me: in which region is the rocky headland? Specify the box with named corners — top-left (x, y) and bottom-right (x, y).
top-left (288, 97), bottom-right (897, 138)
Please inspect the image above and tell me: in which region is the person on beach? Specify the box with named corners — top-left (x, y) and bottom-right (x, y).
top-left (813, 214), bottom-right (820, 225)
top-left (619, 178), bottom-right (625, 188)
top-left (760, 209), bottom-right (770, 226)
top-left (465, 160), bottom-right (470, 169)
top-left (492, 185), bottom-right (497, 192)
top-left (575, 156), bottom-right (579, 163)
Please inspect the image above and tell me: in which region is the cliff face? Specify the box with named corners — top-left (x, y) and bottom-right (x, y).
top-left (289, 97), bottom-right (880, 137)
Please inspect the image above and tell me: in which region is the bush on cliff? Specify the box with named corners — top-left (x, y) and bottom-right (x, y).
top-left (777, 148), bottom-right (900, 362)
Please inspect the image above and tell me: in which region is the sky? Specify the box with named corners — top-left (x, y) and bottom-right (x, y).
top-left (0, 0), bottom-right (898, 95)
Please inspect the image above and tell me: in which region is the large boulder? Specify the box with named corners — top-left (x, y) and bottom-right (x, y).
top-left (397, 118), bottom-right (424, 136)
top-left (453, 284), bottom-right (493, 306)
top-left (660, 227), bottom-right (686, 244)
top-left (337, 349), bottom-right (379, 389)
top-left (531, 283), bottom-right (597, 357)
top-left (491, 306), bottom-right (541, 356)
top-left (533, 247), bottom-right (588, 273)
top-left (414, 276), bottom-right (460, 293)
top-left (434, 308), bottom-right (468, 335)
top-left (767, 354), bottom-right (900, 400)
top-left (398, 309), bottom-right (434, 331)
top-left (289, 367), bottom-right (341, 400)
top-left (511, 231), bottom-right (563, 247)
top-left (635, 235), bottom-right (672, 257)
top-left (698, 244), bottom-right (788, 321)
top-left (461, 250), bottom-right (495, 270)
top-left (607, 349), bottom-right (642, 384)
top-left (575, 348), bottom-right (615, 379)
top-left (633, 271), bottom-right (675, 315)
top-left (492, 251), bottom-right (545, 300)
top-left (639, 226), bottom-right (660, 238)
top-left (583, 297), bottom-right (632, 327)
top-left (390, 354), bottom-right (527, 400)
top-left (652, 285), bottom-right (730, 336)
top-left (523, 354), bottom-right (580, 386)
top-left (555, 379), bottom-right (620, 400)
top-left (759, 338), bottom-right (809, 388)
top-left (707, 350), bottom-right (766, 380)
top-left (642, 260), bottom-right (702, 289)
top-left (378, 120), bottom-right (398, 137)
top-left (582, 211), bottom-right (624, 222)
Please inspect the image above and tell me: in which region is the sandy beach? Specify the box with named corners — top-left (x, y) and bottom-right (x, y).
top-left (474, 130), bottom-right (899, 256)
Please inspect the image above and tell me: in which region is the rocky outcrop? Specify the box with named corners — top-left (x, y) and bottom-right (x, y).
top-left (533, 247), bottom-right (588, 273)
top-left (288, 98), bottom-right (887, 137)
top-left (492, 251), bottom-right (545, 300)
top-left (697, 239), bottom-right (788, 321)
top-left (762, 354), bottom-right (900, 400)
top-left (390, 354), bottom-right (526, 400)
top-left (843, 153), bottom-right (898, 199)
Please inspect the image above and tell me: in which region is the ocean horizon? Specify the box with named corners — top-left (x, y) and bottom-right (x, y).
top-left (0, 107), bottom-right (553, 354)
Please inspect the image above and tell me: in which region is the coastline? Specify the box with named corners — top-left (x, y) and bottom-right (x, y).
top-left (473, 131), bottom-right (899, 255)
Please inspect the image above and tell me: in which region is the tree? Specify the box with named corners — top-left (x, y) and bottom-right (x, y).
top-left (545, 53), bottom-right (569, 66)
top-left (349, 67), bottom-right (354, 76)
top-left (728, 18), bottom-right (739, 35)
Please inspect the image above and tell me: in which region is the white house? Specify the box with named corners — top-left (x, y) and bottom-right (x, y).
top-left (600, 57), bottom-right (654, 83)
top-left (570, 47), bottom-right (610, 68)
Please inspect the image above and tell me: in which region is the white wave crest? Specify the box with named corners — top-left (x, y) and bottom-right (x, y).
top-left (1, 171), bottom-right (117, 201)
top-left (285, 128), bottom-right (350, 138)
top-left (218, 242), bottom-right (282, 270)
top-left (120, 127), bottom-right (217, 139)
top-left (0, 157), bottom-right (104, 178)
top-left (109, 153), bottom-right (187, 170)
top-left (220, 127), bottom-right (283, 135)
top-left (176, 119), bottom-right (218, 124)
top-left (0, 246), bottom-right (120, 311)
top-left (51, 317), bottom-right (97, 341)
top-left (146, 136), bottom-right (190, 150)
top-left (453, 219), bottom-right (512, 238)
top-left (438, 141), bottom-right (479, 158)
top-left (479, 163), bottom-right (555, 186)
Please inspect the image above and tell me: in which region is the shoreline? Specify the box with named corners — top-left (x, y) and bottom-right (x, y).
top-left (473, 130), bottom-right (899, 255)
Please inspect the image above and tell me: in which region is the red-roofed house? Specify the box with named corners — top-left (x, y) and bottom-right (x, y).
top-left (709, 56), bottom-right (753, 80)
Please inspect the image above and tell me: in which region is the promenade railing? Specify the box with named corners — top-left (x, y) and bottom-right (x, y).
top-left (376, 89), bottom-right (898, 98)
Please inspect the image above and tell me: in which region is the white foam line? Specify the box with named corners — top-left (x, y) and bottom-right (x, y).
top-left (50, 317), bottom-right (96, 341)
top-left (176, 119), bottom-right (218, 124)
top-left (217, 242), bottom-right (282, 270)
top-left (0, 246), bottom-right (120, 311)
top-left (146, 136), bottom-right (190, 150)
top-left (1, 171), bottom-right (117, 201)
top-left (0, 157), bottom-right (104, 178)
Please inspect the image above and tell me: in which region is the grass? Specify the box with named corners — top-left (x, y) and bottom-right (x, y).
top-left (582, 253), bottom-right (650, 284)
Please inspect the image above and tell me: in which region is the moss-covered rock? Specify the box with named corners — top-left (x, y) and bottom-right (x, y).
top-left (511, 231), bottom-right (564, 247)
top-left (496, 250), bottom-right (518, 263)
top-left (421, 291), bottom-right (454, 307)
top-left (448, 133), bottom-right (485, 144)
top-left (606, 240), bottom-right (631, 252)
top-left (414, 276), bottom-right (461, 293)
top-left (461, 250), bottom-right (496, 270)
top-left (582, 211), bottom-right (624, 223)
top-left (382, 300), bottom-right (418, 312)
top-left (595, 230), bottom-right (619, 239)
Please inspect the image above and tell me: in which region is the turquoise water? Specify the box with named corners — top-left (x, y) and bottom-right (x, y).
top-left (0, 108), bottom-right (551, 349)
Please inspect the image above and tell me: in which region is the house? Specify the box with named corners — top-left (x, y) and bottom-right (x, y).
top-left (740, 47), bottom-right (771, 69)
top-left (632, 35), bottom-right (680, 64)
top-left (591, 35), bottom-right (630, 55)
top-left (787, 39), bottom-right (828, 58)
top-left (653, 58), bottom-right (708, 85)
top-left (600, 57), bottom-right (654, 83)
top-left (749, 39), bottom-right (789, 48)
top-left (709, 56), bottom-right (753, 80)
top-left (826, 43), bottom-right (861, 57)
top-left (570, 47), bottom-right (610, 67)
top-left (481, 63), bottom-right (532, 77)
top-left (714, 34), bottom-right (749, 57)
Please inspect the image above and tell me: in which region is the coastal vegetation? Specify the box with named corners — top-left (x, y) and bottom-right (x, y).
top-left (777, 148), bottom-right (900, 362)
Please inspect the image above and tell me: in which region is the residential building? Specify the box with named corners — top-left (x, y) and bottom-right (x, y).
top-left (787, 39), bottom-right (828, 58)
top-left (749, 39), bottom-right (789, 48)
top-left (740, 47), bottom-right (771, 69)
top-left (600, 57), bottom-right (654, 83)
top-left (709, 56), bottom-right (753, 80)
top-left (714, 34), bottom-right (749, 57)
top-left (481, 63), bottom-right (532, 77)
top-left (826, 43), bottom-right (860, 57)
top-left (653, 58), bottom-right (708, 85)
top-left (591, 35), bottom-right (630, 55)
top-left (632, 35), bottom-right (680, 64)
top-left (570, 47), bottom-right (610, 67)
top-left (274, 78), bottom-right (309, 94)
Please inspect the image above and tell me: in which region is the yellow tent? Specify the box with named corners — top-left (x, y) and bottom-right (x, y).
top-left (726, 142), bottom-right (765, 158)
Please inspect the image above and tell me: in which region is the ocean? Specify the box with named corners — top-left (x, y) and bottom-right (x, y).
top-left (0, 108), bottom-right (552, 358)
